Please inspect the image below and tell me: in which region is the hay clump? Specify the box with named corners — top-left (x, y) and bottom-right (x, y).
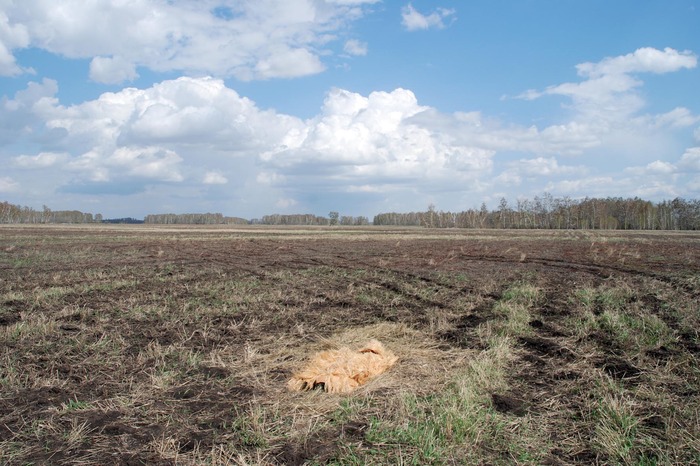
top-left (287, 339), bottom-right (398, 394)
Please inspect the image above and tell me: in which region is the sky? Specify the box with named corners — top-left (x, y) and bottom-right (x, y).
top-left (1, 0), bottom-right (699, 220)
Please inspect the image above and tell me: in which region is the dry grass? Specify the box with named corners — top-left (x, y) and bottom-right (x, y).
top-left (0, 226), bottom-right (699, 464)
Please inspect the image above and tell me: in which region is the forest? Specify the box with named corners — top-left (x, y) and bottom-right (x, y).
top-left (373, 195), bottom-right (700, 230)
top-left (1, 195), bottom-right (700, 230)
top-left (143, 213), bottom-right (248, 225)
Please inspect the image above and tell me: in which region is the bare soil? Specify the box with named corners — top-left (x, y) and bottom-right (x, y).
top-left (1, 226), bottom-right (699, 464)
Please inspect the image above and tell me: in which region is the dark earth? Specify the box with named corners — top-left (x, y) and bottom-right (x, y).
top-left (1, 225), bottom-right (699, 464)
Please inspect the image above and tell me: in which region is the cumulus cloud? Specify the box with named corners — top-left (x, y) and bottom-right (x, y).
top-left (0, 176), bottom-right (19, 192)
top-left (253, 46), bottom-right (326, 80)
top-left (0, 42), bottom-right (22, 76)
top-left (2, 70), bottom-right (682, 208)
top-left (575, 47), bottom-right (697, 78)
top-left (513, 47), bottom-right (699, 169)
top-left (410, 109), bottom-right (601, 156)
top-left (0, 76), bottom-right (304, 195)
top-left (68, 146), bottom-right (184, 183)
top-left (626, 160), bottom-right (677, 176)
top-left (256, 171), bottom-right (286, 186)
top-left (0, 78), bottom-right (59, 145)
top-left (623, 147), bottom-right (700, 186)
top-left (13, 152), bottom-right (68, 168)
top-left (679, 147), bottom-right (700, 172)
top-left (261, 87), bottom-right (494, 189)
top-left (89, 56), bottom-right (139, 84)
top-left (0, 0), bottom-right (379, 83)
top-left (518, 48), bottom-right (697, 124)
top-left (547, 176), bottom-right (616, 195)
top-left (344, 39), bottom-right (367, 56)
top-left (0, 10), bottom-right (31, 76)
top-left (43, 76), bottom-right (303, 153)
top-left (203, 172), bottom-right (228, 185)
top-left (636, 107), bottom-right (700, 129)
top-left (493, 156), bottom-right (586, 196)
top-left (276, 198), bottom-right (298, 209)
top-left (535, 142), bottom-right (700, 200)
top-left (506, 157), bottom-right (582, 176)
top-left (401, 3), bottom-right (456, 31)
top-left (646, 160), bottom-right (676, 174)
top-left (1, 44), bottom-right (698, 216)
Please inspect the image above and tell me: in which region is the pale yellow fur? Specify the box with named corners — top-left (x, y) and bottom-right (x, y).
top-left (288, 339), bottom-right (398, 393)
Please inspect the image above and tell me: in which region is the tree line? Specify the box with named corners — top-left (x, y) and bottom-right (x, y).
top-left (373, 196), bottom-right (700, 230)
top-left (2, 195), bottom-right (700, 229)
top-left (255, 212), bottom-right (370, 226)
top-left (0, 202), bottom-right (102, 224)
top-left (144, 213), bottom-right (248, 225)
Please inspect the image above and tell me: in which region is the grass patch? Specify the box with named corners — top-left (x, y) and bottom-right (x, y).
top-left (570, 283), bottom-right (675, 351)
top-left (348, 335), bottom-right (547, 464)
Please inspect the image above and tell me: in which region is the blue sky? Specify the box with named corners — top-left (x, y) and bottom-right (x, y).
top-left (1, 0), bottom-right (699, 220)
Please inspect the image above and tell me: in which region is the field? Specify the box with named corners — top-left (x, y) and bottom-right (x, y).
top-left (1, 225), bottom-right (699, 465)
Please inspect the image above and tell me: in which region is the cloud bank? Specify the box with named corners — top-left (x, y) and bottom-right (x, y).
top-left (1, 47), bottom-right (698, 216)
top-left (0, 0), bottom-right (380, 83)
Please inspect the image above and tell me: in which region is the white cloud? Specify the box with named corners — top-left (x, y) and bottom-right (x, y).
top-left (68, 146), bottom-right (184, 183)
top-left (0, 40), bottom-right (27, 76)
top-left (511, 46), bottom-right (700, 170)
top-left (679, 147), bottom-right (700, 172)
top-left (1, 43), bottom-right (698, 216)
top-left (256, 171), bottom-right (286, 186)
top-left (632, 180), bottom-right (680, 199)
top-left (13, 152), bottom-right (68, 168)
top-left (1, 76), bottom-right (306, 198)
top-left (645, 160), bottom-right (676, 174)
top-left (636, 107), bottom-right (700, 129)
top-left (89, 56), bottom-right (139, 84)
top-left (45, 76), bottom-right (302, 153)
top-left (0, 176), bottom-right (19, 192)
top-left (0, 0), bottom-right (379, 82)
top-left (344, 39), bottom-right (367, 56)
top-left (685, 176), bottom-right (700, 192)
top-left (401, 3), bottom-right (455, 31)
top-left (411, 109), bottom-right (600, 156)
top-left (254, 46), bottom-right (326, 79)
top-left (276, 198), bottom-right (298, 209)
top-left (0, 10), bottom-right (31, 76)
top-left (506, 157), bottom-right (581, 176)
top-left (494, 157), bottom-right (586, 196)
top-left (262, 87), bottom-right (495, 193)
top-left (0, 78), bottom-right (59, 146)
top-left (493, 171), bottom-right (522, 187)
top-left (519, 47), bottom-right (697, 125)
top-left (547, 176), bottom-right (616, 194)
top-left (203, 172), bottom-right (228, 185)
top-left (346, 184), bottom-right (385, 193)
top-left (626, 147), bottom-right (700, 178)
top-left (576, 47), bottom-right (697, 78)
top-left (623, 160), bottom-right (676, 177)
